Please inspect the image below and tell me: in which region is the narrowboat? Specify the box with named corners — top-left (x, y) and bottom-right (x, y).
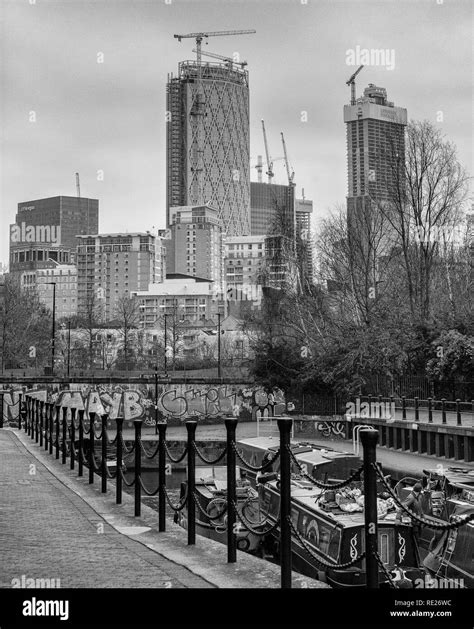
top-left (236, 438), bottom-right (423, 587)
top-left (174, 465), bottom-right (266, 553)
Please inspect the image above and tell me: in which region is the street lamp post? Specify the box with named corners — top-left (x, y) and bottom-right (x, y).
top-left (46, 282), bottom-right (56, 375)
top-left (217, 312), bottom-right (222, 379)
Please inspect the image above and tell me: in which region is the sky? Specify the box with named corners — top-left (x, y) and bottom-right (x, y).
top-left (0, 0), bottom-right (472, 265)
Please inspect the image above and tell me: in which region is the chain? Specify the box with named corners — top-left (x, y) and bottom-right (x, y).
top-left (164, 486), bottom-right (188, 511)
top-left (120, 433), bottom-right (135, 454)
top-left (193, 492), bottom-right (229, 521)
top-left (288, 517), bottom-right (366, 569)
top-left (288, 447), bottom-right (364, 489)
top-left (138, 437), bottom-right (160, 460)
top-left (232, 443), bottom-right (281, 472)
top-left (374, 551), bottom-right (398, 588)
top-left (118, 465), bottom-right (135, 487)
top-left (232, 500), bottom-right (281, 536)
top-left (138, 475), bottom-right (160, 496)
top-left (373, 463), bottom-right (474, 531)
top-left (193, 442), bottom-right (227, 465)
top-left (164, 442), bottom-right (188, 463)
top-left (104, 464), bottom-right (117, 479)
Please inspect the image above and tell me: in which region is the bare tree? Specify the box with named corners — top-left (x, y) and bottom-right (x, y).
top-left (115, 295), bottom-right (140, 371)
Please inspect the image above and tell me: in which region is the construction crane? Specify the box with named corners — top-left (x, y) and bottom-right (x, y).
top-left (75, 172), bottom-right (81, 198)
top-left (255, 155), bottom-right (263, 183)
top-left (174, 30), bottom-right (256, 65)
top-left (280, 132), bottom-right (295, 186)
top-left (346, 65), bottom-right (364, 105)
top-left (192, 48), bottom-right (247, 68)
top-left (261, 119), bottom-right (274, 184)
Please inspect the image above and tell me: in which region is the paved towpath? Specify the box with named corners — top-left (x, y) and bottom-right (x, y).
top-left (0, 428), bottom-right (323, 590)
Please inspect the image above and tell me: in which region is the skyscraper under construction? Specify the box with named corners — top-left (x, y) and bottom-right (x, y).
top-left (166, 58), bottom-right (251, 236)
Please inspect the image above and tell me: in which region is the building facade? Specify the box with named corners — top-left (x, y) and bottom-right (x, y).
top-left (36, 264), bottom-right (78, 320)
top-left (9, 196), bottom-right (98, 289)
top-left (343, 84), bottom-right (407, 219)
top-left (224, 234), bottom-right (265, 314)
top-left (167, 61), bottom-right (250, 236)
top-left (166, 205), bottom-right (223, 284)
top-left (134, 275), bottom-right (225, 328)
top-left (76, 233), bottom-right (162, 322)
top-left (250, 182), bottom-right (295, 236)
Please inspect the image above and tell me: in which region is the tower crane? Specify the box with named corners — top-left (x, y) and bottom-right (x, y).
top-left (280, 132), bottom-right (295, 186)
top-left (174, 30), bottom-right (256, 65)
top-left (75, 172), bottom-right (81, 198)
top-left (261, 119), bottom-right (274, 184)
top-left (192, 48), bottom-right (247, 68)
top-left (346, 65), bottom-right (364, 105)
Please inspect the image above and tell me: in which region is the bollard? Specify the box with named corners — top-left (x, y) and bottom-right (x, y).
top-left (115, 417), bottom-right (123, 504)
top-left (402, 396), bottom-right (406, 420)
top-left (78, 410), bottom-right (84, 477)
top-left (428, 398), bottom-right (433, 423)
top-left (456, 399), bottom-right (462, 427)
top-left (49, 404), bottom-right (54, 455)
top-left (70, 408), bottom-right (76, 470)
top-left (441, 399), bottom-right (447, 425)
top-left (134, 420), bottom-right (142, 516)
top-left (157, 422), bottom-right (167, 531)
top-left (186, 420), bottom-right (197, 545)
top-left (62, 407), bottom-right (67, 464)
top-left (0, 392), bottom-right (3, 429)
top-left (360, 429), bottom-right (379, 589)
top-left (278, 417), bottom-right (293, 589)
top-left (39, 401), bottom-right (44, 447)
top-left (89, 413), bottom-right (95, 484)
top-left (101, 415), bottom-right (108, 494)
top-left (55, 406), bottom-right (60, 459)
top-left (225, 418), bottom-right (238, 563)
top-left (414, 397), bottom-right (419, 422)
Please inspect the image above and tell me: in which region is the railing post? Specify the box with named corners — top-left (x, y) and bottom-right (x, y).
top-left (39, 401), bottom-right (44, 447)
top-left (18, 393), bottom-right (23, 429)
top-left (378, 395), bottom-right (383, 419)
top-left (49, 404), bottom-right (54, 455)
top-left (157, 421), bottom-right (167, 531)
top-left (414, 397), bottom-right (419, 422)
top-left (456, 399), bottom-right (462, 427)
top-left (360, 429), bottom-right (379, 589)
top-left (225, 417), bottom-right (238, 563)
top-left (186, 420), bottom-right (197, 545)
top-left (368, 394), bottom-right (373, 418)
top-left (428, 397), bottom-right (433, 423)
top-left (278, 417), bottom-right (293, 589)
top-left (70, 408), bottom-right (76, 470)
top-left (101, 415), bottom-right (108, 493)
top-left (402, 396), bottom-right (406, 420)
top-left (441, 398), bottom-right (447, 425)
top-left (62, 407), bottom-right (68, 464)
top-left (115, 417), bottom-right (123, 504)
top-left (134, 419), bottom-right (142, 516)
top-left (78, 410), bottom-right (84, 477)
top-left (44, 402), bottom-right (49, 450)
top-left (25, 397), bottom-right (30, 434)
top-left (55, 406), bottom-right (60, 459)
top-left (0, 392), bottom-right (4, 428)
top-left (34, 399), bottom-right (39, 442)
top-left (89, 412), bottom-right (95, 484)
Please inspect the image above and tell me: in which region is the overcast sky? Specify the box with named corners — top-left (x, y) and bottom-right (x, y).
top-left (0, 0), bottom-right (472, 264)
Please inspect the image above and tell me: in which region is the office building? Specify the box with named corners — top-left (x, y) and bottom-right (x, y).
top-left (9, 196), bottom-right (98, 287)
top-left (343, 84), bottom-right (407, 220)
top-left (76, 232), bottom-right (163, 322)
top-left (166, 204), bottom-right (223, 284)
top-left (167, 60), bottom-right (250, 236)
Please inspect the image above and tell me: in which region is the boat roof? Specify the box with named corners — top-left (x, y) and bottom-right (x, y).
top-left (423, 467), bottom-right (474, 490)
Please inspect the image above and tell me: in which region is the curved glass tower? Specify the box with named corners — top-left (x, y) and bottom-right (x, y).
top-left (167, 60), bottom-right (250, 236)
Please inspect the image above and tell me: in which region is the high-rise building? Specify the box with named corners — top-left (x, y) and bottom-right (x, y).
top-left (343, 84), bottom-right (407, 219)
top-left (166, 205), bottom-right (223, 285)
top-left (166, 61), bottom-right (250, 236)
top-left (250, 182), bottom-right (294, 236)
top-left (76, 232), bottom-right (163, 322)
top-left (9, 196), bottom-right (98, 285)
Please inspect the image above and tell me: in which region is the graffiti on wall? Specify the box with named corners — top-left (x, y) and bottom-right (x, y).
top-left (1, 383), bottom-right (288, 426)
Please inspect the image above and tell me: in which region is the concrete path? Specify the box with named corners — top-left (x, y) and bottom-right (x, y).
top-left (0, 428), bottom-right (325, 590)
